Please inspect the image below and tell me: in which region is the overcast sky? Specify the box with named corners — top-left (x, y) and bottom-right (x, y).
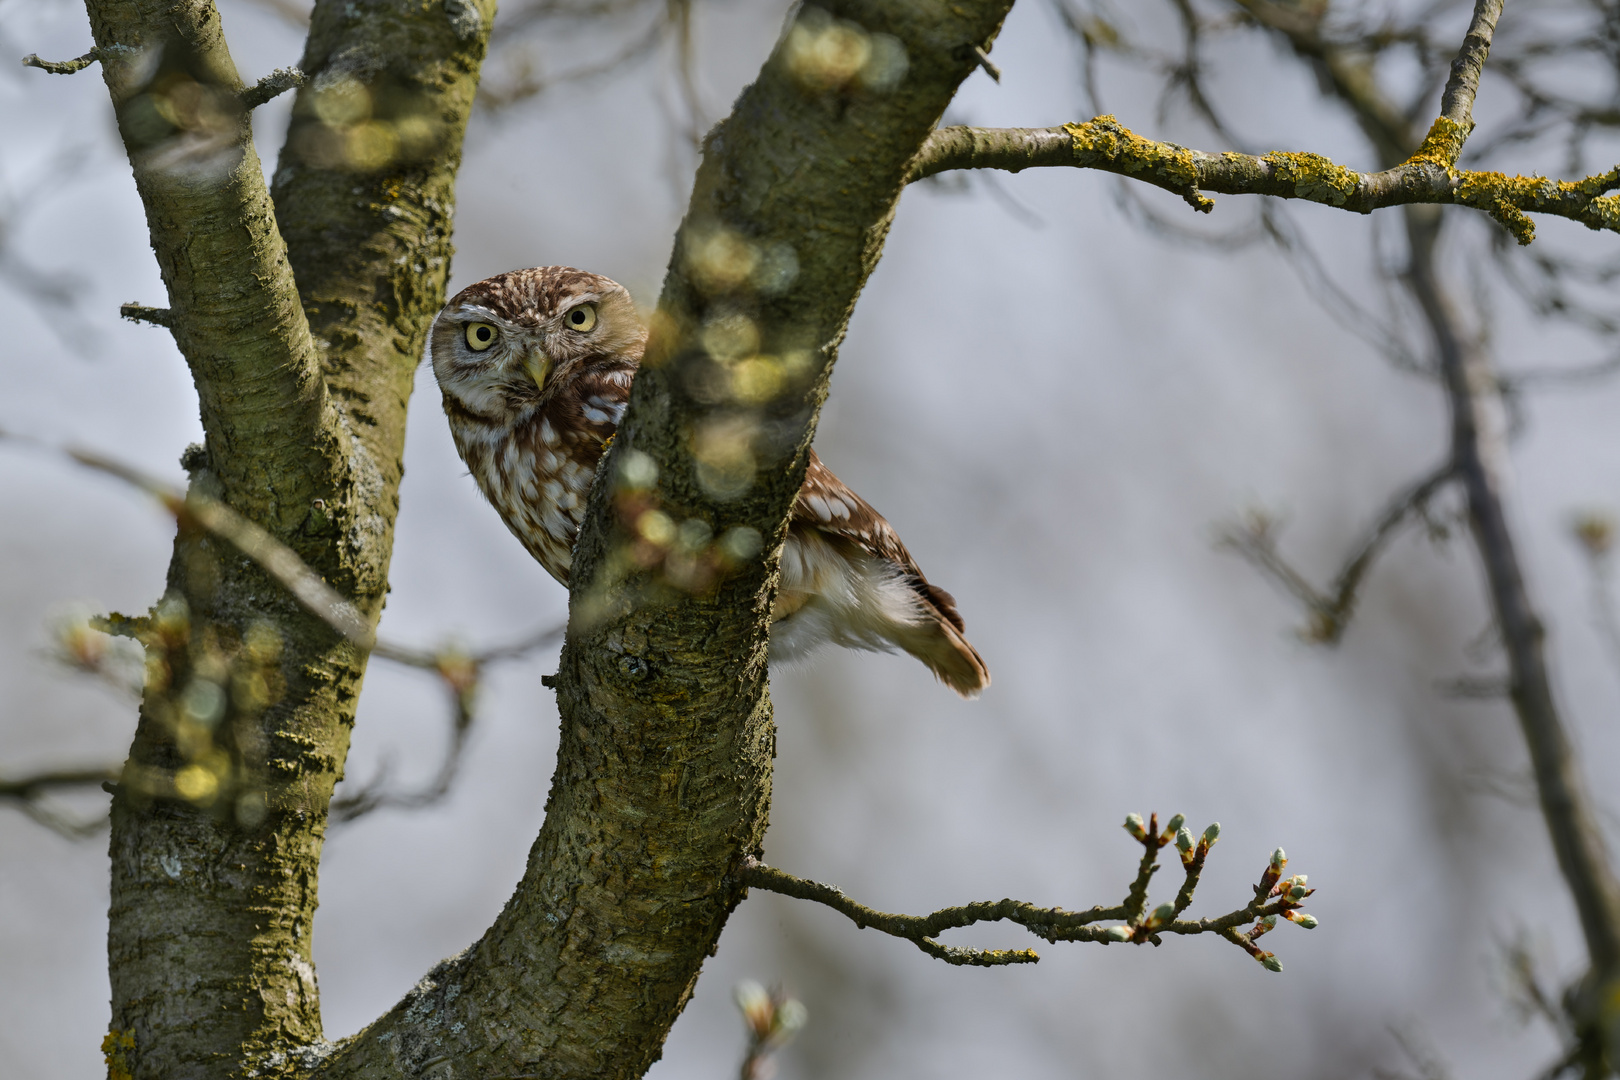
top-left (4, 2), bottom-right (1620, 1078)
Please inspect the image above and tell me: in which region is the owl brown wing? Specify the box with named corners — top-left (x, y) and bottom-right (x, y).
top-left (793, 450), bottom-right (968, 634)
top-left (552, 362), bottom-right (635, 448)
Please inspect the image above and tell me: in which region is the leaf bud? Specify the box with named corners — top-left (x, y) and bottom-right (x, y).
top-left (1201, 822), bottom-right (1221, 845)
top-left (1123, 813), bottom-right (1147, 841)
top-left (1261, 954), bottom-right (1283, 973)
top-left (1259, 914), bottom-right (1277, 931)
top-left (1106, 925), bottom-right (1132, 942)
top-left (1286, 912), bottom-right (1319, 929)
top-left (773, 998), bottom-right (808, 1037)
top-left (1150, 902), bottom-right (1175, 926)
top-left (1175, 826), bottom-right (1194, 853)
top-left (1165, 813), bottom-right (1186, 835)
top-left (734, 980), bottom-right (771, 1035)
top-left (1270, 847), bottom-right (1287, 870)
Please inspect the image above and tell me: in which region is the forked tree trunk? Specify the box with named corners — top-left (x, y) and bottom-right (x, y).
top-left (90, 2), bottom-right (1013, 1077)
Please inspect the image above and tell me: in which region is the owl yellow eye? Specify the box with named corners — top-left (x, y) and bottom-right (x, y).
top-left (565, 304), bottom-right (598, 333)
top-left (465, 322), bottom-right (498, 351)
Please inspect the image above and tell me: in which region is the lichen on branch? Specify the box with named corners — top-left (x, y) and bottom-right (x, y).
top-left (907, 114), bottom-right (1620, 244)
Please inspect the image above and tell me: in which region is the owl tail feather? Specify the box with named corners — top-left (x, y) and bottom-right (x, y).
top-left (897, 613), bottom-right (990, 699)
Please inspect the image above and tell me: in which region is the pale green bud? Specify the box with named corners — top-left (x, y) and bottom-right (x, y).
top-left (1151, 903), bottom-right (1175, 925)
top-left (1165, 813), bottom-right (1186, 834)
top-left (1261, 955), bottom-right (1283, 973)
top-left (1290, 913), bottom-right (1319, 929)
top-left (1175, 826), bottom-right (1194, 853)
top-left (774, 998), bottom-right (808, 1037)
top-left (1202, 822), bottom-right (1221, 845)
top-left (1270, 847), bottom-right (1287, 869)
top-left (1124, 813), bottom-right (1147, 840)
top-left (1106, 925), bottom-right (1132, 942)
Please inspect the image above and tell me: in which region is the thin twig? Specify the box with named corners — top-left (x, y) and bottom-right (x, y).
top-left (0, 433), bottom-right (564, 828)
top-left (0, 765), bottom-right (120, 838)
top-left (240, 67), bottom-right (305, 110)
top-left (972, 44), bottom-right (1002, 82)
top-left (1219, 463), bottom-right (1458, 643)
top-left (21, 49), bottom-right (100, 75)
top-left (120, 304), bottom-right (174, 328)
top-left (739, 815), bottom-right (1316, 971)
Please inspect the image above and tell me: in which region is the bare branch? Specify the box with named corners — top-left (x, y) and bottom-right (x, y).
top-left (906, 117), bottom-right (1620, 244)
top-left (119, 303), bottom-right (175, 328)
top-left (1219, 463), bottom-right (1458, 644)
top-left (0, 765), bottom-right (119, 838)
top-left (972, 44), bottom-right (1002, 82)
top-left (0, 765), bottom-right (119, 802)
top-left (740, 815), bottom-right (1317, 972)
top-left (330, 623), bottom-right (562, 822)
top-left (0, 432), bottom-right (564, 832)
top-left (0, 428), bottom-right (565, 671)
top-left (1436, 0), bottom-right (1504, 134)
top-left (239, 67), bottom-right (306, 110)
top-left (21, 49), bottom-right (101, 75)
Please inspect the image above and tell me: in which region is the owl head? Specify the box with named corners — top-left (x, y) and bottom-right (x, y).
top-left (429, 266), bottom-right (645, 420)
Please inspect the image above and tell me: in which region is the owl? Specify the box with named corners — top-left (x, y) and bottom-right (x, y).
top-left (429, 266), bottom-right (989, 698)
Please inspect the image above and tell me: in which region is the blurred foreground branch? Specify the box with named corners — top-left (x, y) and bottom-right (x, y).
top-left (733, 981), bottom-right (806, 1080)
top-left (0, 433), bottom-right (562, 829)
top-left (741, 814), bottom-right (1317, 972)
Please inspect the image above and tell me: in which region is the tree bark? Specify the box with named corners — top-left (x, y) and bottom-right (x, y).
top-left (91, 2), bottom-right (494, 1077)
top-left (312, 3), bottom-right (1015, 1077)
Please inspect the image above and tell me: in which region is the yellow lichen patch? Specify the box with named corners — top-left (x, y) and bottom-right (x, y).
top-left (1588, 193), bottom-right (1620, 232)
top-left (1406, 116), bottom-right (1470, 170)
top-left (1453, 170), bottom-right (1541, 244)
top-left (102, 1028), bottom-right (136, 1080)
top-left (1261, 151), bottom-right (1360, 206)
top-left (1065, 116), bottom-right (1200, 189)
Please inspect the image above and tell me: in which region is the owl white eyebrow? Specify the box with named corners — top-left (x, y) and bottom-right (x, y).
top-left (456, 305), bottom-right (503, 323)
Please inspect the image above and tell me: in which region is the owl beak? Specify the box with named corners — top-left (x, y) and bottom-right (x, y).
top-left (525, 349), bottom-right (552, 390)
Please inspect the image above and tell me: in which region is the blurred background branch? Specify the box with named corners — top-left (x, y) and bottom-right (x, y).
top-left (1050, 0), bottom-right (1620, 1071)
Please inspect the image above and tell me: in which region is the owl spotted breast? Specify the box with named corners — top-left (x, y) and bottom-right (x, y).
top-left (429, 266), bottom-right (989, 698)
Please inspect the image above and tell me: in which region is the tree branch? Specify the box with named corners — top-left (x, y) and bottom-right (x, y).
top-left (311, 3), bottom-right (1023, 1076)
top-left (740, 814), bottom-right (1318, 972)
top-left (80, 0), bottom-right (498, 1071)
top-left (239, 66), bottom-right (305, 109)
top-left (0, 766), bottom-right (121, 837)
top-left (906, 116), bottom-right (1620, 244)
top-left (21, 49), bottom-right (104, 74)
top-left (1436, 0), bottom-right (1504, 134)
top-left (1219, 462), bottom-right (1458, 644)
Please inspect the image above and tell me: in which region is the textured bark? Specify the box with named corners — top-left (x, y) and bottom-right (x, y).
top-left (92, 2), bottom-right (494, 1078)
top-left (310, 3), bottom-right (1014, 1077)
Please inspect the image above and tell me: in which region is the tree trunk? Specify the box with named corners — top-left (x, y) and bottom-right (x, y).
top-left (92, 2), bottom-right (1016, 1077)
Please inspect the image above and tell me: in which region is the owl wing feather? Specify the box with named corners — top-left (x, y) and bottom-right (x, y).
top-left (782, 451), bottom-right (989, 697)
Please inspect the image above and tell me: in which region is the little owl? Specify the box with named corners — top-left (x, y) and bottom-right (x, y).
top-left (429, 265), bottom-right (989, 697)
